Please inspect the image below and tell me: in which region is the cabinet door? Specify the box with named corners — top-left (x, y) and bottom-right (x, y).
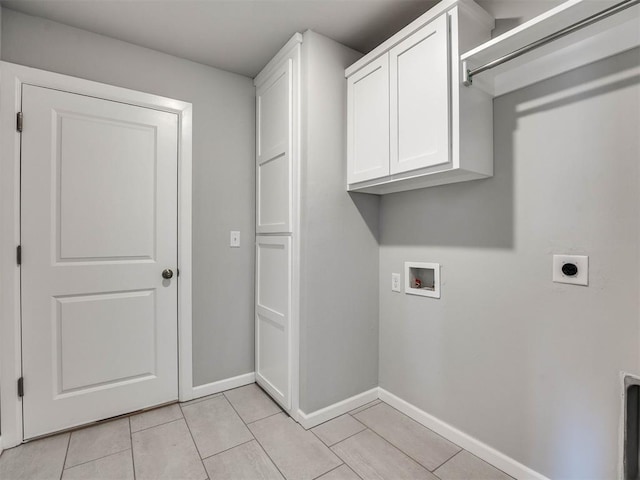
top-left (256, 60), bottom-right (293, 233)
top-left (389, 13), bottom-right (450, 175)
top-left (255, 235), bottom-right (291, 410)
top-left (347, 55), bottom-right (390, 185)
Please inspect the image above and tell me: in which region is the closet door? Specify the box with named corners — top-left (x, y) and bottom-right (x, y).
top-left (347, 55), bottom-right (390, 185)
top-left (255, 236), bottom-right (291, 410)
top-left (256, 60), bottom-right (293, 234)
top-left (389, 13), bottom-right (451, 175)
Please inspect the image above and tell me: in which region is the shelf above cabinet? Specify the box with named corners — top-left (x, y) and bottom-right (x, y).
top-left (461, 0), bottom-right (640, 97)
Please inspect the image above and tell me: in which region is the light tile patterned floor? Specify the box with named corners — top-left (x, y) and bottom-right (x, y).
top-left (0, 383), bottom-right (514, 480)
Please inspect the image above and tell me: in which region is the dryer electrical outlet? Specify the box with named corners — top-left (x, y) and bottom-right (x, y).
top-left (553, 255), bottom-right (588, 286)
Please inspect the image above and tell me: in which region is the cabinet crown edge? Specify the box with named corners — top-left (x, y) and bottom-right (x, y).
top-left (255, 32), bottom-right (303, 87)
top-left (345, 0), bottom-right (493, 78)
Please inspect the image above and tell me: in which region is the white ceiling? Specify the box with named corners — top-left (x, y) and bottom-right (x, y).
top-left (0, 0), bottom-right (563, 78)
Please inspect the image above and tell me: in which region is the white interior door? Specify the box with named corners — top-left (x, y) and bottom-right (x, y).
top-left (256, 60), bottom-right (293, 234)
top-left (389, 13), bottom-right (450, 174)
top-left (255, 235), bottom-right (291, 410)
top-left (21, 84), bottom-right (179, 439)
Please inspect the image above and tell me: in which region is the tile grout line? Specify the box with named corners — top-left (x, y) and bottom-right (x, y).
top-left (58, 432), bottom-right (72, 480)
top-left (129, 417), bottom-right (136, 480)
top-left (179, 393), bottom-right (222, 408)
top-left (306, 425), bottom-right (349, 477)
top-left (221, 391), bottom-right (255, 431)
top-left (377, 401), bottom-right (462, 452)
top-left (245, 426), bottom-right (289, 480)
top-left (353, 426), bottom-right (437, 474)
top-left (245, 410), bottom-right (283, 426)
top-left (226, 389), bottom-right (347, 480)
top-left (358, 402), bottom-right (465, 472)
top-left (177, 403), bottom-right (209, 476)
top-left (222, 390), bottom-right (288, 477)
top-left (199, 438), bottom-right (255, 461)
top-left (346, 400), bottom-right (381, 418)
top-left (222, 389), bottom-right (289, 480)
top-left (430, 447), bottom-right (463, 474)
top-left (446, 448), bottom-right (516, 480)
top-left (129, 411), bottom-right (185, 434)
top-left (373, 400), bottom-right (518, 476)
top-left (309, 462), bottom-right (347, 480)
top-left (312, 423), bottom-right (367, 449)
top-left (63, 448), bottom-right (132, 472)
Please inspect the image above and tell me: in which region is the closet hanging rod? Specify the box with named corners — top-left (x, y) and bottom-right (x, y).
top-left (463, 0), bottom-right (640, 86)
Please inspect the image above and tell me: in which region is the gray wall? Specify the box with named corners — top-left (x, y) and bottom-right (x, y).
top-left (298, 31), bottom-right (379, 413)
top-left (378, 48), bottom-right (640, 479)
top-left (1, 8), bottom-right (256, 387)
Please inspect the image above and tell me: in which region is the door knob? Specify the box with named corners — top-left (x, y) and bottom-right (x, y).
top-left (162, 268), bottom-right (174, 279)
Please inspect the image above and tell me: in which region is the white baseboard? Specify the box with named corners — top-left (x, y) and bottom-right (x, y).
top-left (297, 388), bottom-right (379, 429)
top-left (378, 388), bottom-right (549, 480)
top-left (191, 372), bottom-right (255, 399)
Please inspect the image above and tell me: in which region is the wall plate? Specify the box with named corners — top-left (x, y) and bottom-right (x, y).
top-left (553, 254), bottom-right (588, 286)
top-left (405, 262), bottom-right (440, 298)
top-left (391, 273), bottom-right (401, 292)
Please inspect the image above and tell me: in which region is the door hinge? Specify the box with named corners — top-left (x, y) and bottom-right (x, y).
top-left (17, 377), bottom-right (24, 397)
top-left (16, 112), bottom-right (23, 132)
top-left (17, 245), bottom-right (22, 265)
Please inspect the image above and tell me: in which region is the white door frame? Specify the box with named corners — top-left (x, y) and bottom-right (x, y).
top-left (0, 61), bottom-right (194, 448)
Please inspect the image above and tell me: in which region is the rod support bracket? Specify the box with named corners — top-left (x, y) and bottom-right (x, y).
top-left (462, 61), bottom-right (472, 87)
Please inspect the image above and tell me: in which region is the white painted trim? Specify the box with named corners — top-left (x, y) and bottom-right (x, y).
top-left (254, 33), bottom-right (303, 87)
top-left (290, 34), bottom-right (302, 424)
top-left (0, 61), bottom-right (193, 447)
top-left (177, 104), bottom-right (194, 403)
top-left (297, 388), bottom-right (379, 430)
top-left (378, 388), bottom-right (549, 480)
top-left (0, 436), bottom-right (3, 456)
top-left (192, 373), bottom-right (256, 398)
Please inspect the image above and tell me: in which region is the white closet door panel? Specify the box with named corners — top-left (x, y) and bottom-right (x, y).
top-left (21, 84), bottom-right (178, 439)
top-left (256, 60), bottom-right (292, 233)
top-left (255, 236), bottom-right (291, 410)
top-left (390, 13), bottom-right (451, 174)
top-left (257, 153), bottom-right (290, 233)
top-left (347, 55), bottom-right (390, 184)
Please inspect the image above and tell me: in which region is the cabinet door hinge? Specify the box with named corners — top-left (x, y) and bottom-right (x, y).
top-left (17, 112), bottom-right (23, 132)
top-left (17, 245), bottom-right (22, 265)
top-left (18, 377), bottom-right (24, 397)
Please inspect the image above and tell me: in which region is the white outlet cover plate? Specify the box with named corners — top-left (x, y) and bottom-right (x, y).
top-left (553, 254), bottom-right (588, 286)
top-left (391, 273), bottom-right (401, 292)
top-left (230, 231), bottom-right (240, 247)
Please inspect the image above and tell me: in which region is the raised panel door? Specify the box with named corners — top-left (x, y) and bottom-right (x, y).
top-left (256, 60), bottom-right (293, 233)
top-left (21, 84), bottom-right (179, 439)
top-left (389, 14), bottom-right (451, 175)
top-left (347, 55), bottom-right (390, 185)
top-left (255, 235), bottom-right (291, 410)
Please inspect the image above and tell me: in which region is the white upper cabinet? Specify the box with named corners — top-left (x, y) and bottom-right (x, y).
top-left (256, 58), bottom-right (293, 233)
top-left (345, 0), bottom-right (495, 195)
top-left (347, 55), bottom-right (389, 184)
top-left (390, 13), bottom-right (450, 175)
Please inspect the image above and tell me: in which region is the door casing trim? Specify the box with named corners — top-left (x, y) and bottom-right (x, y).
top-left (0, 61), bottom-right (194, 448)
